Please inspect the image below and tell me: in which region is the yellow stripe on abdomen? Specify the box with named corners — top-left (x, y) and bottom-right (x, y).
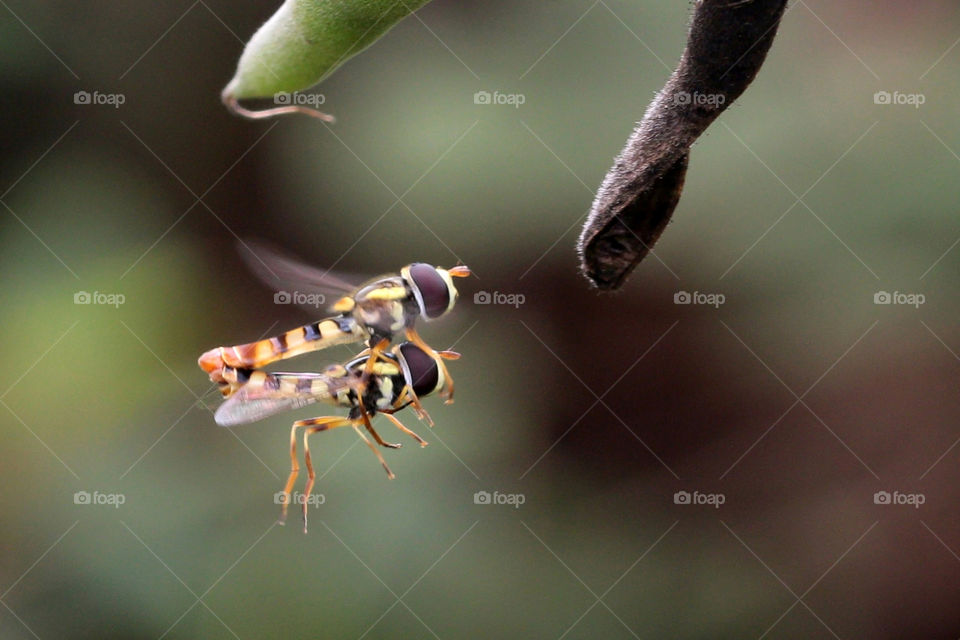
top-left (219, 317), bottom-right (365, 369)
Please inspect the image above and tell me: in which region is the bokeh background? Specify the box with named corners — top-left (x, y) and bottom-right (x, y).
top-left (2, 1), bottom-right (960, 638)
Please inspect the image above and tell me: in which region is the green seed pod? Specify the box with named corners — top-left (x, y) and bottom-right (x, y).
top-left (223, 0), bottom-right (433, 121)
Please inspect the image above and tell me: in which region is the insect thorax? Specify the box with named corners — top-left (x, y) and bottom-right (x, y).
top-left (353, 276), bottom-right (414, 339)
top-left (349, 374), bottom-right (400, 416)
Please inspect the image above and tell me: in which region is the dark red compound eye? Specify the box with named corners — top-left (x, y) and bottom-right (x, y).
top-left (398, 343), bottom-right (439, 397)
top-left (407, 263), bottom-right (449, 320)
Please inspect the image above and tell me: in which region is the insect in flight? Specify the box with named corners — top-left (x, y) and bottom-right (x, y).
top-left (214, 341), bottom-right (451, 532)
top-left (198, 243), bottom-right (470, 404)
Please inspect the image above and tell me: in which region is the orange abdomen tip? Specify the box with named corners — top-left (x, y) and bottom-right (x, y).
top-left (198, 348), bottom-right (224, 375)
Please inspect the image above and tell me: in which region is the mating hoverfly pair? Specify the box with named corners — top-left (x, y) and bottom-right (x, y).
top-left (198, 245), bottom-right (470, 531)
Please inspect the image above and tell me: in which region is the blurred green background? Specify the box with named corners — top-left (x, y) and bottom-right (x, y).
top-left (3, 1), bottom-right (960, 638)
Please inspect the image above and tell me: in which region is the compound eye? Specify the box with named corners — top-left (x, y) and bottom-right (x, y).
top-left (398, 343), bottom-right (440, 397)
top-left (407, 263), bottom-right (450, 320)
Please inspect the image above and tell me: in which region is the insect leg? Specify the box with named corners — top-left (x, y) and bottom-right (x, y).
top-left (357, 403), bottom-right (401, 449)
top-left (360, 338), bottom-right (391, 385)
top-left (298, 416), bottom-right (354, 533)
top-left (279, 417), bottom-right (345, 525)
top-left (349, 423), bottom-right (395, 480)
top-left (279, 423), bottom-right (302, 525)
top-left (380, 411), bottom-right (428, 447)
top-left (395, 384), bottom-right (434, 427)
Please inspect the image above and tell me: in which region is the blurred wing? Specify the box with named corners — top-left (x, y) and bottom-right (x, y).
top-left (237, 239), bottom-right (362, 297)
top-left (214, 371), bottom-right (352, 426)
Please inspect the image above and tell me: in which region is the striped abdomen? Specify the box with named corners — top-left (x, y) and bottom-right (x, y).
top-left (199, 316), bottom-right (366, 380)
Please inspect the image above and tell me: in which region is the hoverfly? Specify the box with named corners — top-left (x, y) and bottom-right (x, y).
top-left (198, 243), bottom-right (470, 405)
top-left (214, 341), bottom-right (450, 532)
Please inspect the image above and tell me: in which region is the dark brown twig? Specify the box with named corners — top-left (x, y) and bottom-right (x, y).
top-left (578, 0), bottom-right (789, 290)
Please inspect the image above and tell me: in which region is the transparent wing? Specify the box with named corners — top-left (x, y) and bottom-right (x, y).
top-left (215, 394), bottom-right (319, 426)
top-left (237, 240), bottom-right (362, 297)
top-left (214, 371), bottom-right (354, 426)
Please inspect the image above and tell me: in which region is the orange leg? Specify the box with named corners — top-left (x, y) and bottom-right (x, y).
top-left (294, 416), bottom-right (353, 533)
top-left (405, 327), bottom-right (457, 404)
top-left (357, 402), bottom-right (401, 449)
top-left (279, 423), bottom-right (301, 525)
top-left (278, 417), bottom-right (348, 525)
top-left (396, 385), bottom-right (434, 427)
top-left (381, 411), bottom-right (428, 447)
top-left (412, 400), bottom-right (434, 426)
top-left (350, 423), bottom-right (395, 480)
top-left (360, 338), bottom-right (390, 385)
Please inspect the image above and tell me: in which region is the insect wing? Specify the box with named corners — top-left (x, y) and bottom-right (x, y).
top-left (239, 240), bottom-right (361, 297)
top-left (215, 394), bottom-right (318, 426)
top-left (214, 371), bottom-right (351, 426)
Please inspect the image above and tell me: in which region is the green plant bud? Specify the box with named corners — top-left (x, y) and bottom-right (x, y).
top-left (223, 0), bottom-right (433, 121)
